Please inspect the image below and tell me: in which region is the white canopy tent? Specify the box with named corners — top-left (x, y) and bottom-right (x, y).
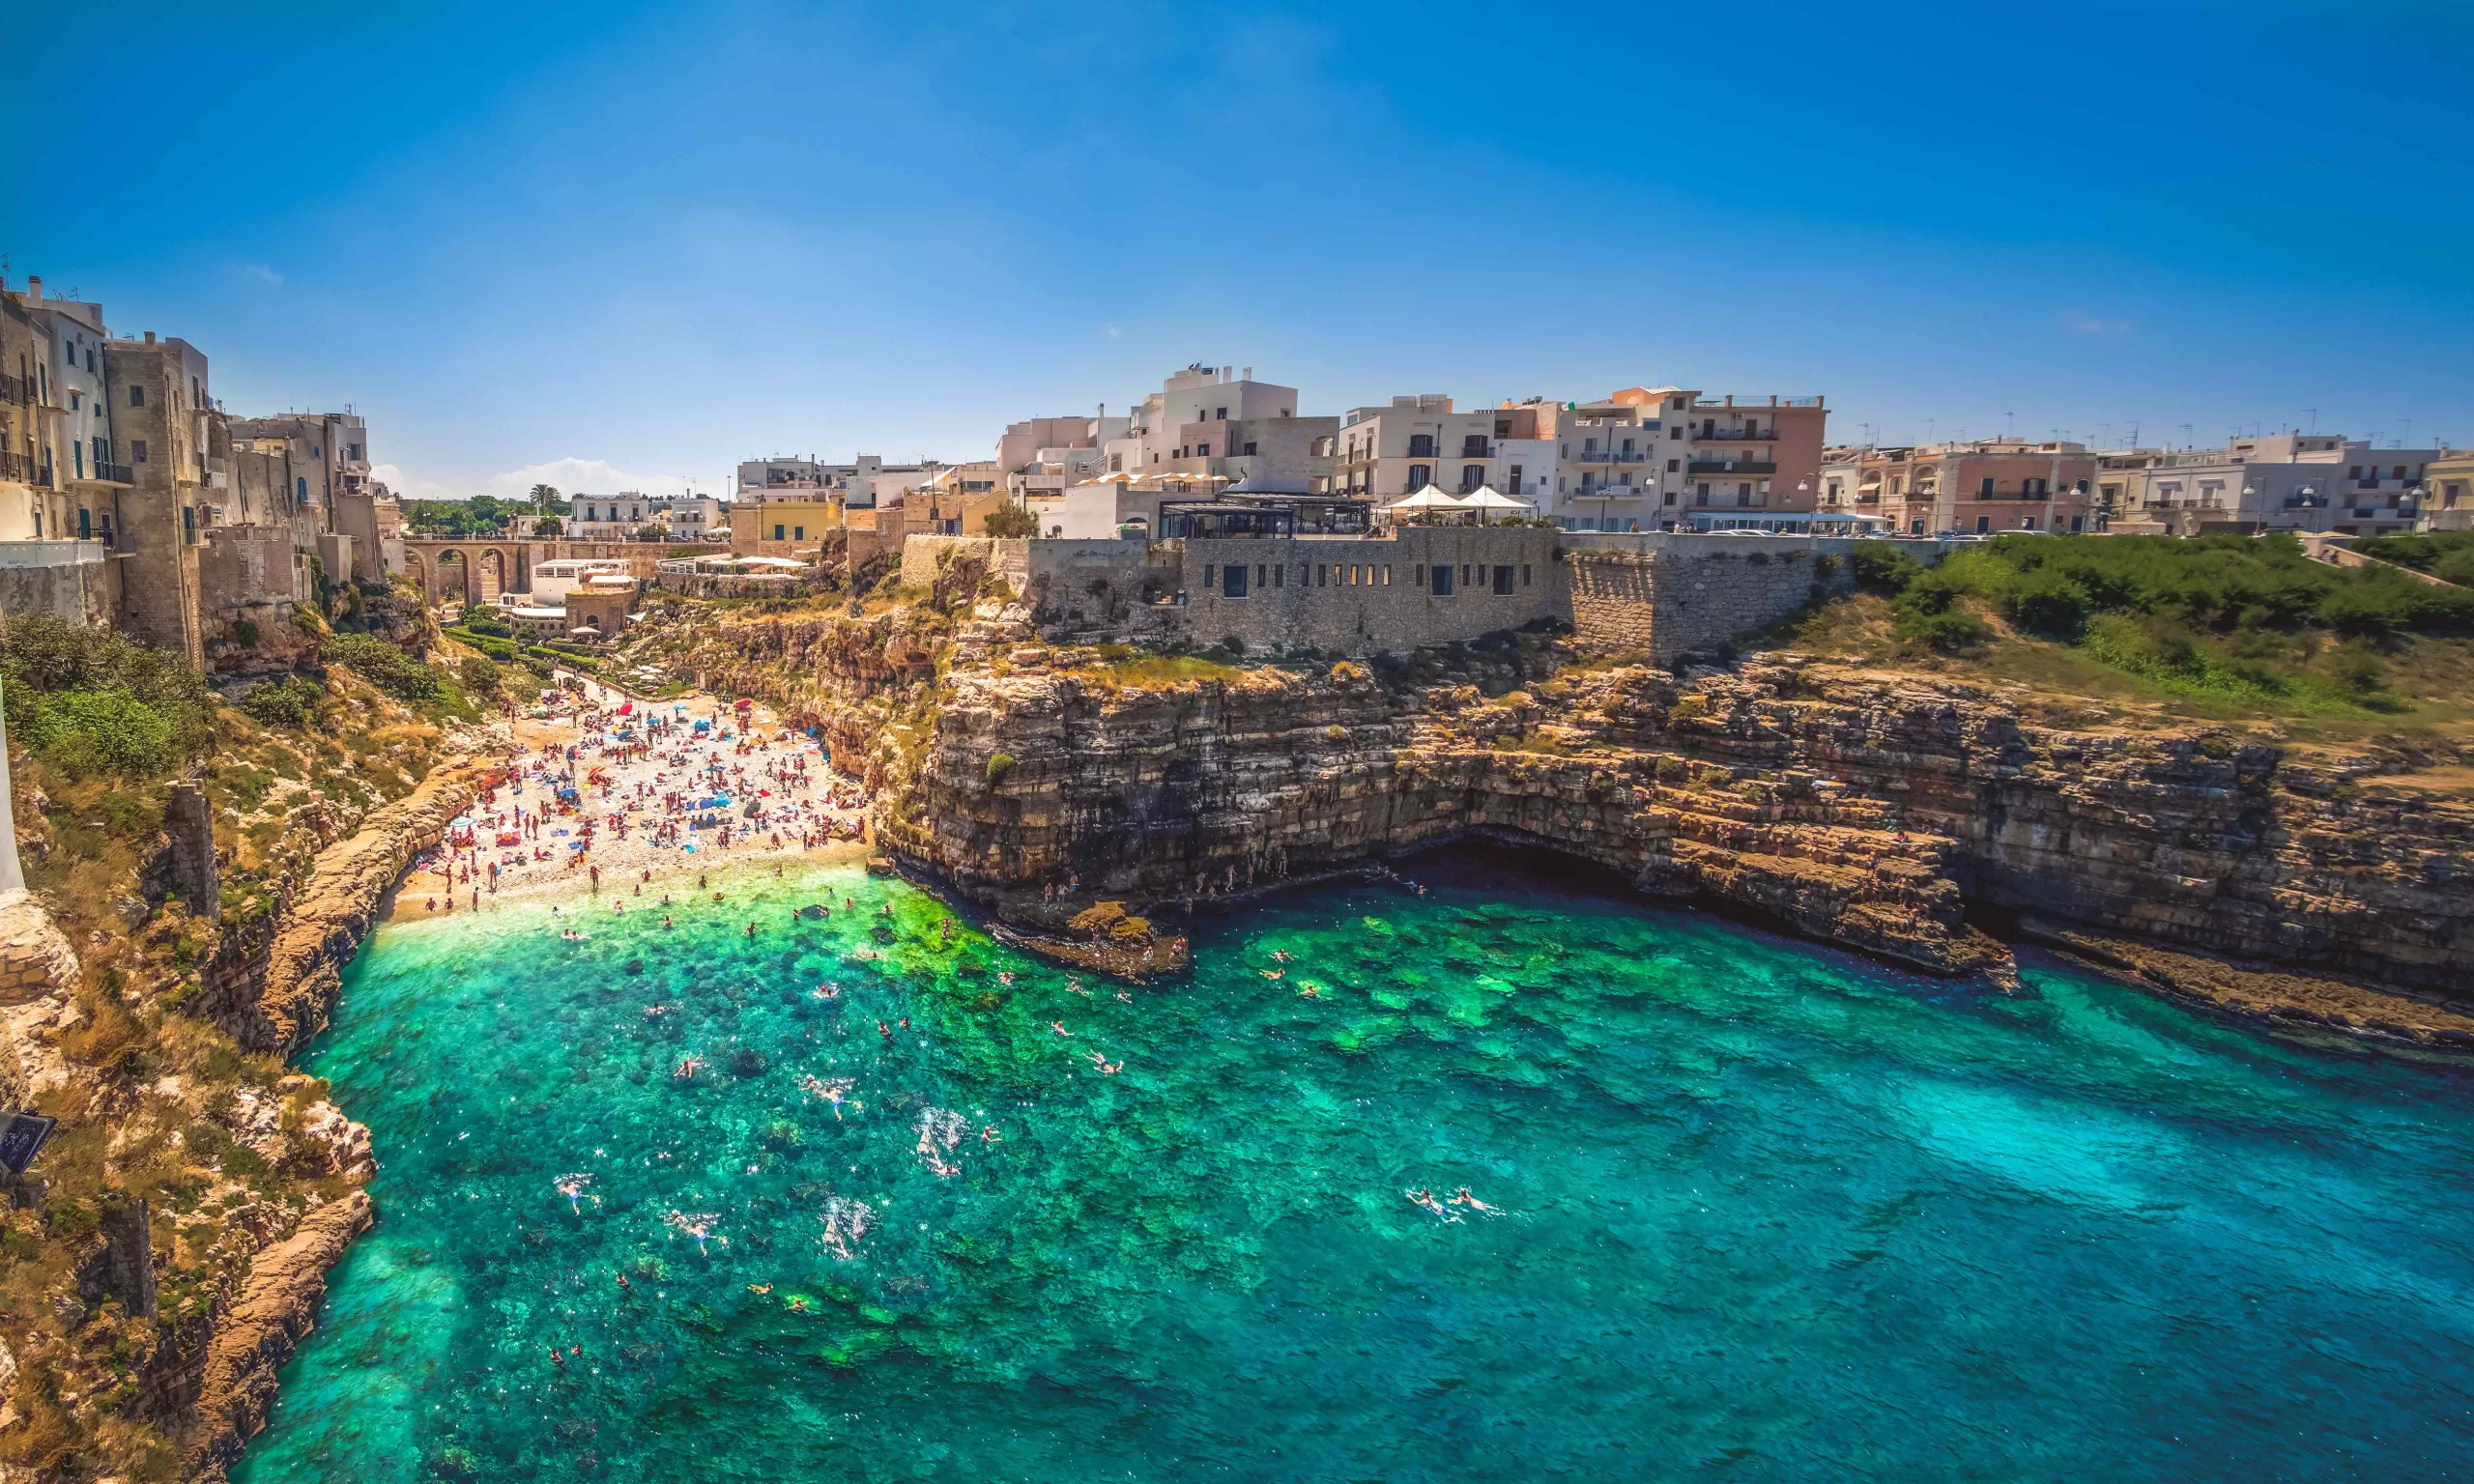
top-left (1383, 486), bottom-right (1471, 523)
top-left (1454, 486), bottom-right (1536, 523)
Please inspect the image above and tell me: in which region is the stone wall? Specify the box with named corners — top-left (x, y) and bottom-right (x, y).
top-left (1562, 531), bottom-right (1945, 663)
top-left (902, 528), bottom-right (1934, 662)
top-left (0, 540), bottom-right (115, 626)
top-left (196, 527), bottom-right (302, 635)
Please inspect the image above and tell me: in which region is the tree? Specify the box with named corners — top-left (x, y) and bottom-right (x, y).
top-left (982, 503), bottom-right (1039, 538)
top-left (534, 515), bottom-right (562, 536)
top-left (635, 524), bottom-right (669, 542)
top-left (530, 483), bottom-right (560, 519)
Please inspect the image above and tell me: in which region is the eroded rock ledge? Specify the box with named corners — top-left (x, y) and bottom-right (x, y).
top-left (877, 645), bottom-right (2469, 999)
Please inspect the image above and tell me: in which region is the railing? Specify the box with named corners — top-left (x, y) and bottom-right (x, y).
top-left (91, 461), bottom-right (134, 485)
top-left (1569, 448), bottom-right (1648, 463)
top-left (1695, 428), bottom-right (1777, 442)
top-left (1688, 460), bottom-right (1776, 475)
top-left (0, 374), bottom-right (28, 406)
top-left (0, 451), bottom-right (29, 481)
top-left (1458, 442), bottom-right (1492, 459)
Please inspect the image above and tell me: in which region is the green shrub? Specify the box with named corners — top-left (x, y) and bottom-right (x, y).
top-left (231, 617), bottom-right (261, 647)
top-left (20, 690), bottom-right (179, 778)
top-left (982, 504), bottom-right (1039, 538)
top-left (241, 676), bottom-right (323, 728)
top-left (458, 656), bottom-right (505, 699)
top-left (984, 752), bottom-right (1016, 785)
top-left (323, 633), bottom-right (443, 702)
top-left (1849, 541), bottom-right (1924, 594)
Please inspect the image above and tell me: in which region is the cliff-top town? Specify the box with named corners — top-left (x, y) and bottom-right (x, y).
top-left (3, 279), bottom-right (2466, 662)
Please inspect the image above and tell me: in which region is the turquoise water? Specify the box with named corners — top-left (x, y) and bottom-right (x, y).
top-left (234, 854), bottom-right (2474, 1482)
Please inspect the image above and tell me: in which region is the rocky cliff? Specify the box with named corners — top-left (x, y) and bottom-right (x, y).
top-left (887, 642), bottom-right (2470, 998)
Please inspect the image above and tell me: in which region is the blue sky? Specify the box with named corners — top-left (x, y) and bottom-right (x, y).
top-left (7, 0), bottom-right (2469, 500)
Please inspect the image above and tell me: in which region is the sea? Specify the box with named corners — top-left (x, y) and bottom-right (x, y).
top-left (230, 851), bottom-right (2474, 1482)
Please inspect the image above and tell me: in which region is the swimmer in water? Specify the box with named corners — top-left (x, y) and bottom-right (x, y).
top-left (1260, 969), bottom-right (1284, 981)
top-left (616, 1273), bottom-right (632, 1292)
top-left (1050, 1020), bottom-right (1073, 1037)
top-left (748, 1283), bottom-right (773, 1295)
top-left (982, 1126), bottom-right (1002, 1144)
top-left (877, 1020), bottom-right (892, 1040)
top-left (1115, 990), bottom-right (1133, 1003)
top-left (996, 970), bottom-right (1015, 986)
top-left (1273, 950), bottom-right (1290, 962)
top-left (1448, 1187), bottom-right (1500, 1213)
top-left (1298, 982), bottom-right (1325, 998)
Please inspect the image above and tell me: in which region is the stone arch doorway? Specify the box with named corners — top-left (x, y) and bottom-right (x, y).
top-left (435, 549), bottom-right (469, 608)
top-left (477, 548), bottom-right (506, 604)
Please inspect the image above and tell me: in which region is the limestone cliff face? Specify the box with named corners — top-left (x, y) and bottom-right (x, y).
top-left (886, 651), bottom-right (2471, 994)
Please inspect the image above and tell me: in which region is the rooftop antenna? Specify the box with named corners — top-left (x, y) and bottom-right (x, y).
top-left (2304, 408), bottom-right (2317, 433)
top-left (2401, 416), bottom-right (2413, 447)
top-left (2178, 422), bottom-right (2194, 450)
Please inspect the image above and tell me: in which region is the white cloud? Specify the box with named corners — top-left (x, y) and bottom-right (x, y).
top-left (369, 457), bottom-right (703, 503)
top-left (2061, 308), bottom-right (2132, 335)
top-left (233, 262), bottom-right (284, 288)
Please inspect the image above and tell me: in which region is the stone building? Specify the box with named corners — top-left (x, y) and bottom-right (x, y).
top-left (102, 333), bottom-right (216, 664)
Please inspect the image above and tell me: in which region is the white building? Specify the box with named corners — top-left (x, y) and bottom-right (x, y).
top-left (662, 495), bottom-right (724, 541)
top-left (1104, 365), bottom-right (1300, 476)
top-left (2133, 433), bottom-right (2445, 534)
top-left (566, 492), bottom-right (664, 540)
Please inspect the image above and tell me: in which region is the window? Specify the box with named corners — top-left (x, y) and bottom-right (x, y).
top-left (1407, 434), bottom-right (1435, 458)
top-left (773, 524), bottom-right (786, 540)
top-left (1460, 465), bottom-right (1485, 493)
top-left (298, 476), bottom-right (308, 501)
top-left (182, 505), bottom-right (194, 540)
top-left (1223, 563), bottom-right (1249, 598)
top-left (1272, 563), bottom-right (1283, 587)
top-left (68, 391), bottom-right (79, 411)
top-left (78, 508), bottom-right (90, 538)
top-left (1382, 565), bottom-right (1392, 585)
top-left (1668, 458), bottom-right (1681, 472)
top-left (1492, 565), bottom-right (1514, 595)
top-left (129, 385), bottom-right (144, 407)
top-left (1243, 442), bottom-right (1258, 456)
top-left (793, 526), bottom-right (805, 541)
top-left (1408, 464), bottom-right (1431, 489)
top-left (1521, 564), bottom-right (1531, 586)
top-left (1215, 408), bottom-right (1227, 420)
top-left (1196, 442), bottom-right (1210, 458)
top-left (1979, 476), bottom-right (1996, 497)
top-left (1431, 563), bottom-right (1453, 596)
top-left (132, 440), bottom-right (148, 463)
top-left (1414, 564), bottom-right (1424, 586)
top-left (1508, 465), bottom-right (1523, 491)
top-left (1670, 425), bottom-right (1683, 439)
top-left (86, 348), bottom-right (96, 372)
top-left (1976, 516), bottom-right (1991, 533)
top-left (1316, 564), bottom-right (1328, 587)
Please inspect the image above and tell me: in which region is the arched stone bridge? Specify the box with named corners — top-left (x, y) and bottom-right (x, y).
top-left (402, 538), bottom-right (673, 607)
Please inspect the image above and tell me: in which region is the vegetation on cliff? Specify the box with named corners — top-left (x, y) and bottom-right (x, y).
top-left (0, 609), bottom-right (518, 1482)
top-left (1830, 534), bottom-right (2474, 728)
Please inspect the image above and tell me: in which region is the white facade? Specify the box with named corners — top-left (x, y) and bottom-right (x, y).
top-left (663, 495), bottom-right (724, 541)
top-left (1105, 365), bottom-right (1300, 475)
top-left (567, 491), bottom-right (664, 540)
top-left (514, 558), bottom-right (632, 603)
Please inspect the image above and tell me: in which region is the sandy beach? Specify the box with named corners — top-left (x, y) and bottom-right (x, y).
top-left (387, 676), bottom-right (874, 924)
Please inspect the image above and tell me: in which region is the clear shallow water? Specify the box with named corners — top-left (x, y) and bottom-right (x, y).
top-left (234, 855), bottom-right (2474, 1483)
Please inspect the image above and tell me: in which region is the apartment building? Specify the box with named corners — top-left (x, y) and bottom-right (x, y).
top-left (1859, 440), bottom-right (2097, 535)
top-left (567, 492), bottom-right (666, 540)
top-left (2128, 433), bottom-right (2443, 535)
top-left (1543, 387), bottom-right (1829, 530)
top-left (1104, 366), bottom-right (1298, 476)
top-left (1332, 395), bottom-right (1504, 503)
top-left (2427, 451), bottom-right (2474, 531)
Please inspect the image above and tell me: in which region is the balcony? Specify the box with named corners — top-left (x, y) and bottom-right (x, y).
top-left (1458, 442), bottom-right (1492, 459)
top-left (86, 462), bottom-right (134, 486)
top-left (0, 374), bottom-right (28, 406)
top-left (1688, 460), bottom-right (1776, 475)
top-left (1568, 447), bottom-right (1648, 464)
top-left (1695, 428), bottom-right (1778, 442)
top-left (0, 450), bottom-right (29, 482)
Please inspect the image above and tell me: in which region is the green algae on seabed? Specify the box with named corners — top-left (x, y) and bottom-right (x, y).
top-left (234, 857), bottom-right (2474, 1483)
